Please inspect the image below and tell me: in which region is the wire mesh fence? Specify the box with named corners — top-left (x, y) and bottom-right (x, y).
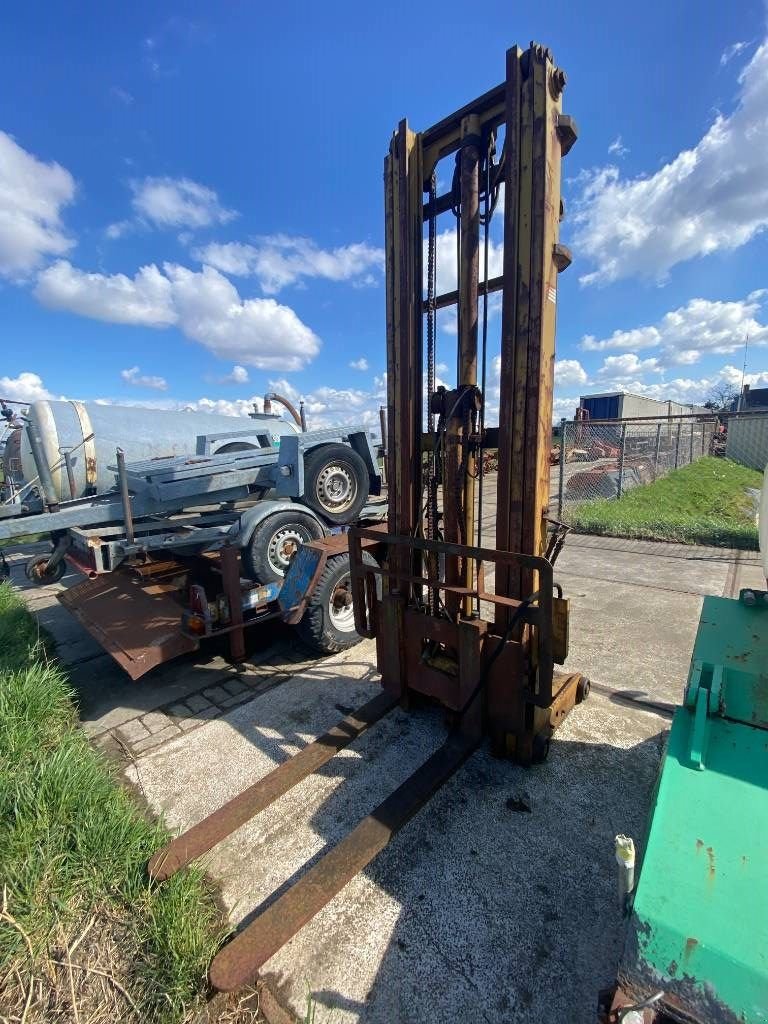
top-left (554, 414), bottom-right (720, 517)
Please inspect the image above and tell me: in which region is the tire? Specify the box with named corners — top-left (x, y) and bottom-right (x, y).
top-left (295, 551), bottom-right (377, 655)
top-left (241, 511), bottom-right (324, 584)
top-left (302, 443), bottom-right (369, 525)
top-left (25, 553), bottom-right (66, 585)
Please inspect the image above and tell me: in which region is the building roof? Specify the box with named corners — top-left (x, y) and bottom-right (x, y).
top-left (741, 386), bottom-right (768, 410)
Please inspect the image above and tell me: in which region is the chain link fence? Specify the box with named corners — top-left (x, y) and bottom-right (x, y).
top-left (554, 414), bottom-right (719, 516)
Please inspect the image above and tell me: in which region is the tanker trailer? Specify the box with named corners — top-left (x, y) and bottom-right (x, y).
top-left (14, 399), bottom-right (298, 503)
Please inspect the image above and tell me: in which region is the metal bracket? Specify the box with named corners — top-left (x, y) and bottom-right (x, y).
top-left (684, 661), bottom-right (724, 770)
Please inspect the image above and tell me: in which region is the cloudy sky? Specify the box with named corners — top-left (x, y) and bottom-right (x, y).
top-left (1, 1), bottom-right (768, 430)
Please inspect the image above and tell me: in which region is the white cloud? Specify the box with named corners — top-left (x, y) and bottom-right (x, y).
top-left (607, 135), bottom-right (628, 157)
top-left (120, 366), bottom-right (168, 391)
top-left (553, 396), bottom-right (581, 420)
top-left (164, 263), bottom-right (320, 370)
top-left (349, 357), bottom-right (369, 371)
top-left (194, 236), bottom-right (384, 294)
top-left (0, 131), bottom-right (75, 280)
top-left (131, 176), bottom-right (237, 229)
top-left (0, 371), bottom-right (53, 404)
top-left (574, 42), bottom-right (768, 285)
top-left (105, 219), bottom-right (132, 240)
top-left (34, 260), bottom-right (321, 371)
top-left (35, 260), bottom-right (176, 326)
top-left (596, 353), bottom-right (661, 379)
top-left (721, 41), bottom-right (748, 66)
top-left (554, 359), bottom-right (588, 386)
top-left (719, 364), bottom-right (768, 388)
top-left (579, 293), bottom-right (768, 364)
top-left (431, 227), bottom-right (504, 295)
top-left (260, 378), bottom-right (382, 433)
top-left (220, 364), bottom-right (250, 384)
top-left (429, 227), bottom-right (505, 335)
top-left (581, 326), bottom-right (660, 353)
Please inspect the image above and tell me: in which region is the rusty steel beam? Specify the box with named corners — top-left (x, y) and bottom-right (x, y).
top-left (459, 115), bottom-right (480, 616)
top-left (495, 45), bottom-right (573, 613)
top-left (208, 733), bottom-right (478, 992)
top-left (421, 81), bottom-right (506, 170)
top-left (428, 274), bottom-right (504, 312)
top-left (219, 545), bottom-right (246, 663)
top-left (442, 114), bottom-right (481, 618)
top-left (148, 691), bottom-right (397, 881)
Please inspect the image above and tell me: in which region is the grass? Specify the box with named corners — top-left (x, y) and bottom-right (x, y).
top-left (567, 457), bottom-right (763, 548)
top-left (0, 532), bottom-right (45, 547)
top-left (0, 580), bottom-right (225, 1022)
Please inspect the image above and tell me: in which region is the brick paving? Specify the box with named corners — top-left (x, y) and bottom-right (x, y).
top-left (92, 636), bottom-right (310, 761)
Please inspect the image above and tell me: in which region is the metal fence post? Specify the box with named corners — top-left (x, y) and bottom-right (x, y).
top-left (674, 422), bottom-right (682, 469)
top-left (701, 422), bottom-right (706, 457)
top-left (689, 421), bottom-right (694, 464)
top-left (653, 423), bottom-right (662, 479)
top-left (617, 423), bottom-right (627, 499)
top-left (558, 418), bottom-right (566, 518)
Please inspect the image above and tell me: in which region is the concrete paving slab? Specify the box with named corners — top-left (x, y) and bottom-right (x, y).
top-left (566, 579), bottom-right (701, 705)
top-left (557, 534), bottom-right (734, 597)
top-left (131, 645), bottom-right (665, 1024)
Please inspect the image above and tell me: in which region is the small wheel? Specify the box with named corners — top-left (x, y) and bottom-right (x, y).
top-left (25, 553), bottom-right (66, 585)
top-left (576, 676), bottom-right (591, 703)
top-left (241, 511), bottom-right (324, 584)
top-left (302, 443), bottom-right (369, 525)
top-left (295, 551), bottom-right (378, 655)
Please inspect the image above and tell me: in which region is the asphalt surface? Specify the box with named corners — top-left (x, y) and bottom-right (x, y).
top-left (4, 525), bottom-right (764, 1024)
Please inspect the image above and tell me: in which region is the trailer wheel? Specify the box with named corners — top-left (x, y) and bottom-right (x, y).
top-left (242, 511), bottom-right (324, 584)
top-left (295, 551), bottom-right (377, 654)
top-left (25, 553), bottom-right (66, 585)
top-left (302, 444), bottom-right (369, 524)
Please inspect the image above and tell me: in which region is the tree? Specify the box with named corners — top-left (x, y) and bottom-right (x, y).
top-left (706, 382), bottom-right (739, 411)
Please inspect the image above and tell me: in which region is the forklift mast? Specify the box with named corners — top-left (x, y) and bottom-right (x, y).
top-left (350, 42), bottom-right (586, 762)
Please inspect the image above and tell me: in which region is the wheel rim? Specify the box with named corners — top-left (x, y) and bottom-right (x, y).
top-left (267, 525), bottom-right (309, 576)
top-left (315, 462), bottom-right (357, 514)
top-left (28, 557), bottom-right (57, 582)
top-left (328, 573), bottom-right (355, 632)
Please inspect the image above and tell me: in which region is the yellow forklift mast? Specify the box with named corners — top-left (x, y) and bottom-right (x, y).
top-left (349, 41), bottom-right (586, 763)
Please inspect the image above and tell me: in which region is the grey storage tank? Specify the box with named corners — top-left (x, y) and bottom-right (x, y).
top-left (16, 400), bottom-right (298, 501)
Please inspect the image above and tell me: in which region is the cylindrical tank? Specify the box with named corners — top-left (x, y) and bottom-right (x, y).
top-left (15, 400), bottom-right (298, 501)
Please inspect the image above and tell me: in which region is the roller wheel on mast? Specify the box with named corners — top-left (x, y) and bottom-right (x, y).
top-left (242, 511), bottom-right (324, 585)
top-left (302, 444), bottom-right (369, 525)
top-left (295, 551), bottom-right (377, 654)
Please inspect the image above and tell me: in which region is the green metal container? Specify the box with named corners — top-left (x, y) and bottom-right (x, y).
top-left (618, 589), bottom-right (768, 1022)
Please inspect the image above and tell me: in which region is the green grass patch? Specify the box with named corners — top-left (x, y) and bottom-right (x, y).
top-left (0, 533), bottom-right (45, 547)
top-left (0, 581), bottom-right (224, 1022)
top-left (568, 457), bottom-right (763, 548)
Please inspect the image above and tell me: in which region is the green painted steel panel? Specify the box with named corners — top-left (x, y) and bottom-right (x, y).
top-left (620, 596), bottom-right (768, 1022)
top-left (694, 595), bottom-right (768, 730)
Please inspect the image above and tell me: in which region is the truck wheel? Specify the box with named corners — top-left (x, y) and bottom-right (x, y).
top-left (295, 551), bottom-right (377, 654)
top-left (302, 444), bottom-right (369, 524)
top-left (242, 511), bottom-right (323, 584)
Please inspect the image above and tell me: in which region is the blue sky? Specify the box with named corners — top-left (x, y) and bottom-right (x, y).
top-left (1, 0), bottom-right (768, 429)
